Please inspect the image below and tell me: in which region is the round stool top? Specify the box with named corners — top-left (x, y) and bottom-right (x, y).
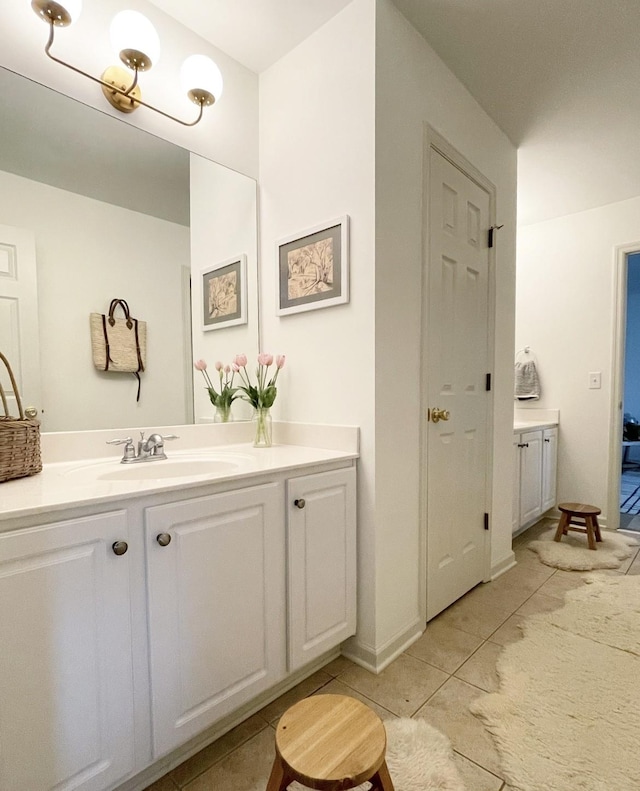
top-left (275, 694), bottom-right (387, 789)
top-left (558, 502), bottom-right (601, 516)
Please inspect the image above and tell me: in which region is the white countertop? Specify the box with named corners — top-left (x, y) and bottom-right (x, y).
top-left (0, 442), bottom-right (358, 523)
top-left (513, 407), bottom-right (559, 433)
top-left (514, 420), bottom-right (558, 432)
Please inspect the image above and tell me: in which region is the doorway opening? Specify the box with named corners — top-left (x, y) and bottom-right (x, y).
top-left (620, 251), bottom-right (640, 531)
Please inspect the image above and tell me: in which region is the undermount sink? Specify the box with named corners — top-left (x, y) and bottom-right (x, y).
top-left (63, 453), bottom-right (255, 483)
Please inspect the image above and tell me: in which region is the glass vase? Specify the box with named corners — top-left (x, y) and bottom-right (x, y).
top-left (214, 403), bottom-right (233, 423)
top-left (252, 407), bottom-right (272, 448)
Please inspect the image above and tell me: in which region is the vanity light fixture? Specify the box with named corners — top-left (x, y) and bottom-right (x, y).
top-left (30, 0), bottom-right (223, 127)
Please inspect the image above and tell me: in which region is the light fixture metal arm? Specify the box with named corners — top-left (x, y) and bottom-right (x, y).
top-left (43, 20), bottom-right (206, 127)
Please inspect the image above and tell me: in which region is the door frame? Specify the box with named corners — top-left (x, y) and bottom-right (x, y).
top-left (607, 241), bottom-right (640, 529)
top-left (419, 126), bottom-right (497, 623)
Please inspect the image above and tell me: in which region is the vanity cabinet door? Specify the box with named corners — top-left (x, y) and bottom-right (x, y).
top-left (512, 434), bottom-right (522, 534)
top-left (519, 430), bottom-right (543, 527)
top-left (541, 427), bottom-right (558, 512)
top-left (0, 511), bottom-right (135, 791)
top-left (145, 483), bottom-right (286, 758)
top-left (287, 467), bottom-right (357, 672)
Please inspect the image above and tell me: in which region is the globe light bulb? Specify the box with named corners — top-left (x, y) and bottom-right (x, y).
top-left (110, 10), bottom-right (160, 71)
top-left (180, 54), bottom-right (223, 106)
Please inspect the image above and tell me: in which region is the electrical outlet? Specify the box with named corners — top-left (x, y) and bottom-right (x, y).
top-left (589, 372), bottom-right (602, 389)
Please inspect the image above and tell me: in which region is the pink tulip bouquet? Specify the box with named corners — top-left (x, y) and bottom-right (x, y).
top-left (233, 353), bottom-right (286, 409)
top-left (194, 359), bottom-right (239, 422)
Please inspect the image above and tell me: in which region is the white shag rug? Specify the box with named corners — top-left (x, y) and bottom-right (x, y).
top-left (528, 527), bottom-right (637, 570)
top-left (289, 718), bottom-right (465, 791)
top-left (471, 574), bottom-right (640, 791)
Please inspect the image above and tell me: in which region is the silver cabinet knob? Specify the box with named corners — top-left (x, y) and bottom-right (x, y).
top-left (25, 406), bottom-right (39, 419)
top-left (112, 541), bottom-right (128, 556)
top-left (156, 533), bottom-right (172, 547)
top-left (294, 498), bottom-right (306, 509)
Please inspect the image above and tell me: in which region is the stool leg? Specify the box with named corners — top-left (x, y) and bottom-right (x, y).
top-left (265, 754), bottom-right (293, 791)
top-left (585, 516), bottom-right (597, 550)
top-left (554, 513), bottom-right (569, 542)
top-left (594, 515), bottom-right (603, 542)
top-left (370, 760), bottom-right (396, 791)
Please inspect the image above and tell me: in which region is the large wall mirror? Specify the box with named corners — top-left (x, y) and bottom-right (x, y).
top-left (0, 66), bottom-right (259, 433)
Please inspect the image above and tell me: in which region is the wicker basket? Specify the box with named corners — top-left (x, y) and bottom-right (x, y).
top-left (0, 351), bottom-right (42, 483)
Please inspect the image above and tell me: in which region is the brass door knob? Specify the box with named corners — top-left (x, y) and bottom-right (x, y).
top-left (156, 533), bottom-right (172, 547)
top-left (430, 407), bottom-right (450, 424)
top-left (294, 499), bottom-right (306, 509)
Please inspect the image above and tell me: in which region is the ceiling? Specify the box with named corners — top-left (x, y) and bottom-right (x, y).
top-left (148, 0), bottom-right (640, 225)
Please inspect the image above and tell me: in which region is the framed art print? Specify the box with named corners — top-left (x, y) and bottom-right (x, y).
top-left (201, 255), bottom-right (247, 331)
top-left (276, 216), bottom-right (349, 316)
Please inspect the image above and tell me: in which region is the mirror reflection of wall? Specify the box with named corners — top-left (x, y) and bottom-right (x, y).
top-left (190, 154), bottom-right (258, 424)
top-left (0, 66), bottom-right (258, 432)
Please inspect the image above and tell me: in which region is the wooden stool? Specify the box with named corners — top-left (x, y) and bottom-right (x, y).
top-left (266, 694), bottom-right (395, 791)
top-left (554, 502), bottom-right (602, 550)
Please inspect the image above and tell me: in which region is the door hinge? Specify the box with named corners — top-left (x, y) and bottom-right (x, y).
top-left (486, 373), bottom-right (491, 391)
top-left (484, 513), bottom-right (490, 531)
top-left (488, 224), bottom-right (504, 248)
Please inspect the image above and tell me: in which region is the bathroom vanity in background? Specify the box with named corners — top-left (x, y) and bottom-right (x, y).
top-left (0, 422), bottom-right (358, 791)
top-left (512, 409), bottom-right (559, 535)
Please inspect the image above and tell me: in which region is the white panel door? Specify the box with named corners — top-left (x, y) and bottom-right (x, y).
top-left (519, 430), bottom-right (543, 525)
top-left (287, 467), bottom-right (357, 671)
top-left (426, 148), bottom-right (491, 620)
top-left (0, 512), bottom-right (135, 791)
top-left (0, 224), bottom-right (41, 417)
top-left (145, 483), bottom-right (286, 758)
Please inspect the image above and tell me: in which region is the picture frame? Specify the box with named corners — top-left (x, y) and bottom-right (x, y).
top-left (201, 255), bottom-right (247, 331)
top-left (276, 216), bottom-right (349, 316)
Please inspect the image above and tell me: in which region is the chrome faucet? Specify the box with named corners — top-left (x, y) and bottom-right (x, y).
top-left (107, 431), bottom-right (179, 464)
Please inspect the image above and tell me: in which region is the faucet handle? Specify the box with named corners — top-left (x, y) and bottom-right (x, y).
top-left (106, 437), bottom-right (136, 461)
top-left (161, 434), bottom-right (179, 441)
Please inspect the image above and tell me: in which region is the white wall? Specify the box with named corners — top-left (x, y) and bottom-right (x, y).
top-left (259, 0), bottom-right (517, 668)
top-left (373, 0), bottom-right (518, 653)
top-left (190, 154), bottom-right (259, 423)
top-left (0, 170), bottom-right (190, 432)
top-left (2, 0), bottom-right (258, 178)
top-left (516, 195), bottom-right (640, 524)
top-left (259, 0), bottom-right (377, 655)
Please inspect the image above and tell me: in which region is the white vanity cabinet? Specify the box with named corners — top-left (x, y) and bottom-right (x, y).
top-left (513, 425), bottom-right (558, 534)
top-left (287, 467), bottom-right (357, 671)
top-left (144, 482), bottom-right (286, 757)
top-left (0, 451), bottom-right (358, 791)
top-left (0, 511), bottom-right (135, 791)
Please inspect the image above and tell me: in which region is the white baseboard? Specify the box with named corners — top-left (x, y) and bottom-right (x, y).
top-left (490, 551), bottom-right (516, 580)
top-left (342, 620), bottom-right (424, 674)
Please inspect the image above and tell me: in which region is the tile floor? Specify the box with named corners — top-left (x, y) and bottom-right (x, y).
top-left (144, 519), bottom-right (640, 791)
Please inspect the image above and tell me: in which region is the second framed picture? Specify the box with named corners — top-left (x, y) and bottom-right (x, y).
top-left (276, 216), bottom-right (349, 316)
top-left (201, 255), bottom-right (247, 331)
